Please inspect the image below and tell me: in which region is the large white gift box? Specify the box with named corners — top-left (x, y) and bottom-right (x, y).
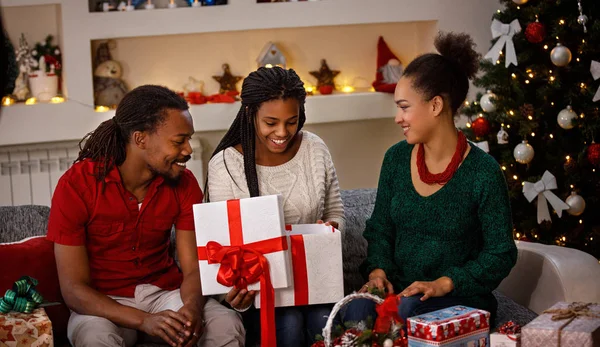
top-left (255, 224), bottom-right (344, 308)
top-left (193, 195), bottom-right (291, 296)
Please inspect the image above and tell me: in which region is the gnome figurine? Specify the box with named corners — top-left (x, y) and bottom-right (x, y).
top-left (379, 58), bottom-right (403, 85)
top-left (93, 41), bottom-right (128, 108)
top-left (372, 36), bottom-right (403, 93)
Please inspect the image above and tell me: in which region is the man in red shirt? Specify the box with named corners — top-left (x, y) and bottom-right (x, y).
top-left (47, 85), bottom-right (244, 347)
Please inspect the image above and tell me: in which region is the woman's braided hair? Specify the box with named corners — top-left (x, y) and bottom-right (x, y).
top-left (207, 66), bottom-right (307, 200)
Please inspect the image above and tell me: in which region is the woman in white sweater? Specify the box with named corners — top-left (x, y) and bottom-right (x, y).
top-left (206, 66), bottom-right (345, 347)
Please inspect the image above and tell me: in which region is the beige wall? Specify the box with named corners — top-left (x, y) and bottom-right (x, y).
top-left (2, 4), bottom-right (62, 52)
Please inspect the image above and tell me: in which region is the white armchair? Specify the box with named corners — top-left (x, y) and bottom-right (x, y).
top-left (497, 241), bottom-right (600, 314)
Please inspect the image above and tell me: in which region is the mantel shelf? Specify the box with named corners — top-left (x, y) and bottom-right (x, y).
top-left (0, 92), bottom-right (396, 147)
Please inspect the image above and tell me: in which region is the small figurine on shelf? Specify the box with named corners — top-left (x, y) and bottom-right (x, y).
top-left (13, 34), bottom-right (37, 101)
top-left (309, 59), bottom-right (340, 95)
top-left (94, 0), bottom-right (120, 12)
top-left (183, 77), bottom-right (206, 104)
top-left (144, 0), bottom-right (155, 9)
top-left (256, 42), bottom-right (287, 69)
top-left (31, 35), bottom-right (62, 94)
top-left (212, 63), bottom-right (242, 94)
top-left (29, 56), bottom-right (58, 102)
top-left (373, 36), bottom-right (403, 93)
top-left (93, 41), bottom-right (128, 108)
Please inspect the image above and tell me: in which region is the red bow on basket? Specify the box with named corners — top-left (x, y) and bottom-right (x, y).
top-left (374, 295), bottom-right (402, 333)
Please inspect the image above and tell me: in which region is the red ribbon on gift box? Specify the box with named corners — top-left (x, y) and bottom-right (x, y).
top-left (197, 199), bottom-right (286, 347)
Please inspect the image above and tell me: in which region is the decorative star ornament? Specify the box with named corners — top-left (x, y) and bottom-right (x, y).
top-left (213, 63), bottom-right (243, 94)
top-left (310, 59), bottom-right (340, 89)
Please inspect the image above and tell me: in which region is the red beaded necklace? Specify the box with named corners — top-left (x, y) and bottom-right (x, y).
top-left (417, 131), bottom-right (468, 185)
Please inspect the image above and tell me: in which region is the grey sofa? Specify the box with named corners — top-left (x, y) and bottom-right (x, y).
top-left (1, 189), bottom-right (540, 345)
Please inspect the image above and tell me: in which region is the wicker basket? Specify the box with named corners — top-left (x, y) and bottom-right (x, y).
top-left (321, 292), bottom-right (386, 347)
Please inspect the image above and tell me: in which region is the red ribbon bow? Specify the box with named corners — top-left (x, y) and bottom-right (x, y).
top-left (374, 295), bottom-right (402, 334)
top-left (203, 241), bottom-right (267, 289)
top-left (498, 320), bottom-right (521, 341)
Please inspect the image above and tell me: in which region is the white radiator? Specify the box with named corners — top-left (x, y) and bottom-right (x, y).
top-left (0, 140), bottom-right (204, 207)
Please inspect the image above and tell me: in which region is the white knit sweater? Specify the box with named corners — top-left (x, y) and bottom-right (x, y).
top-left (207, 131), bottom-right (346, 231)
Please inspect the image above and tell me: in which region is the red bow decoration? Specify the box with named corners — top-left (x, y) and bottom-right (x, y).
top-left (203, 241), bottom-right (267, 289)
top-left (374, 295), bottom-right (402, 333)
top-left (498, 320), bottom-right (521, 341)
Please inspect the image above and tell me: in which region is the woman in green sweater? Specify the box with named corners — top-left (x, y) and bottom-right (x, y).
top-left (345, 32), bottom-right (517, 325)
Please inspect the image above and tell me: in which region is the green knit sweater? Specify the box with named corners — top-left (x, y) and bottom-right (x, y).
top-left (362, 141), bottom-right (517, 316)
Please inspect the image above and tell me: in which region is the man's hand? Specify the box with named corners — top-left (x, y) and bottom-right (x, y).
top-left (176, 303), bottom-right (204, 347)
top-left (138, 310), bottom-right (190, 347)
top-left (225, 287), bottom-right (256, 311)
top-left (398, 276), bottom-right (454, 301)
top-left (316, 220), bottom-right (339, 229)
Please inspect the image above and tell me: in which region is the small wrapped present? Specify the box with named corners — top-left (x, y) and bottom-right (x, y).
top-left (407, 305), bottom-right (490, 346)
top-left (490, 321), bottom-right (521, 347)
top-left (521, 302), bottom-right (600, 347)
top-left (0, 308), bottom-right (53, 346)
top-left (193, 195), bottom-right (291, 347)
top-left (255, 224), bottom-right (344, 308)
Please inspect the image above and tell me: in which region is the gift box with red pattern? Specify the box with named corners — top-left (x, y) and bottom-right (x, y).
top-left (407, 305), bottom-right (490, 346)
top-left (255, 224), bottom-right (344, 308)
top-left (0, 308), bottom-right (53, 346)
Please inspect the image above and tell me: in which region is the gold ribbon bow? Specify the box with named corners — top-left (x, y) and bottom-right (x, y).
top-left (542, 302), bottom-right (600, 347)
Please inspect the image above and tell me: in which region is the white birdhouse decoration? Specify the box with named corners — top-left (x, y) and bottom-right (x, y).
top-left (256, 42), bottom-right (287, 69)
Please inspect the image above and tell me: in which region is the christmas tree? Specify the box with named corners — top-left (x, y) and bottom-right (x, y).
top-left (461, 0), bottom-right (600, 258)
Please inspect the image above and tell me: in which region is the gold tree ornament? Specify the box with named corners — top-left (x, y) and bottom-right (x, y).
top-left (309, 59), bottom-right (340, 89)
top-left (213, 64), bottom-right (243, 94)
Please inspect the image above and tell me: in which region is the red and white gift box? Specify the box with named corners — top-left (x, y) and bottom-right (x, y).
top-left (193, 195), bottom-right (292, 347)
top-left (407, 305), bottom-right (490, 346)
top-left (193, 195), bottom-right (291, 295)
top-left (0, 308), bottom-right (54, 347)
top-left (255, 224), bottom-right (344, 308)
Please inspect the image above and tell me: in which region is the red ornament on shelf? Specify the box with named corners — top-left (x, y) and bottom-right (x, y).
top-left (587, 142), bottom-right (600, 166)
top-left (319, 85), bottom-right (334, 95)
top-left (471, 117), bottom-right (491, 138)
top-left (525, 21), bottom-right (546, 44)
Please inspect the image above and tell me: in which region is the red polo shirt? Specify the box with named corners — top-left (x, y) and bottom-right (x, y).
top-left (47, 159), bottom-right (203, 297)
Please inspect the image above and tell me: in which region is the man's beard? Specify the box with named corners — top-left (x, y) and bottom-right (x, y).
top-left (148, 165), bottom-right (182, 187)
